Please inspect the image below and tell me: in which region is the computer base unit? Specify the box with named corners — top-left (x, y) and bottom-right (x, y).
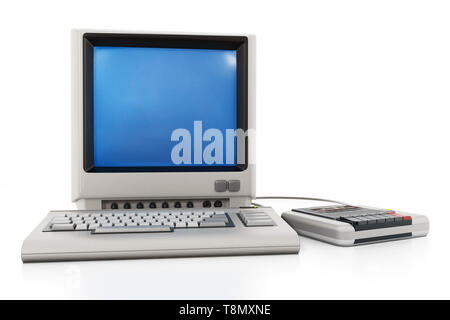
top-left (22, 207), bottom-right (300, 262)
top-left (282, 205), bottom-right (429, 246)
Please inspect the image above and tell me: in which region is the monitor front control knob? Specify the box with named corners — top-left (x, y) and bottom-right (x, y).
top-left (203, 200), bottom-right (211, 208)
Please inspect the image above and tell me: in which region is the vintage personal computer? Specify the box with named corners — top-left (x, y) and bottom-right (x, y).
top-left (21, 30), bottom-right (301, 262)
top-left (21, 30), bottom-right (429, 262)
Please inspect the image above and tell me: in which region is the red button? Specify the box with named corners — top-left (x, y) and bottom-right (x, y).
top-left (402, 216), bottom-right (412, 221)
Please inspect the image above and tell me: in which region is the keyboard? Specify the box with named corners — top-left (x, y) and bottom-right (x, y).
top-left (22, 207), bottom-right (300, 262)
top-left (43, 210), bottom-right (238, 234)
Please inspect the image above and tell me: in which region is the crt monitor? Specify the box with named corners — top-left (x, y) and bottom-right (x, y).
top-left (71, 31), bottom-right (256, 210)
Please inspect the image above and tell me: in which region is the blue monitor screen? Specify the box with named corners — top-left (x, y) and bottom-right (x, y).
top-left (93, 46), bottom-right (237, 167)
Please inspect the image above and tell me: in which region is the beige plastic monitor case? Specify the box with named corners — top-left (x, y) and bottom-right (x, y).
top-left (71, 30), bottom-right (256, 210)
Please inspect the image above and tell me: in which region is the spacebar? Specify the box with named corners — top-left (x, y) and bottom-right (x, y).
top-left (92, 226), bottom-right (172, 234)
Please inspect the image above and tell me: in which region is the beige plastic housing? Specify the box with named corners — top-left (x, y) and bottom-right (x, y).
top-left (71, 30), bottom-right (256, 209)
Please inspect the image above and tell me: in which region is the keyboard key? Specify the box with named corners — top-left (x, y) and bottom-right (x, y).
top-left (242, 214), bottom-right (268, 219)
top-left (88, 223), bottom-right (99, 230)
top-left (239, 212), bottom-right (275, 227)
top-left (164, 221), bottom-right (176, 227)
top-left (114, 222), bottom-right (126, 227)
top-left (75, 224), bottom-right (88, 231)
top-left (200, 221), bottom-right (227, 227)
top-left (52, 218), bottom-right (72, 224)
top-left (100, 222), bottom-right (113, 227)
top-left (92, 225), bottom-right (173, 234)
top-left (175, 221), bottom-right (187, 228)
top-left (245, 219), bottom-right (274, 226)
top-left (187, 221), bottom-right (199, 228)
top-left (51, 223), bottom-right (75, 231)
top-left (126, 222), bottom-right (138, 227)
top-left (211, 214), bottom-right (228, 220)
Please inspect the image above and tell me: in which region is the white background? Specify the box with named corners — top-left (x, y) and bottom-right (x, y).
top-left (1, 0), bottom-right (449, 299)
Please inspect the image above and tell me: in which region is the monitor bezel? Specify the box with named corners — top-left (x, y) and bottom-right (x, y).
top-left (83, 33), bottom-right (248, 173)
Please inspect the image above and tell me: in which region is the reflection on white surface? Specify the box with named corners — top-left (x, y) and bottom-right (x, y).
top-left (21, 254), bottom-right (301, 299)
top-left (20, 235), bottom-right (435, 299)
